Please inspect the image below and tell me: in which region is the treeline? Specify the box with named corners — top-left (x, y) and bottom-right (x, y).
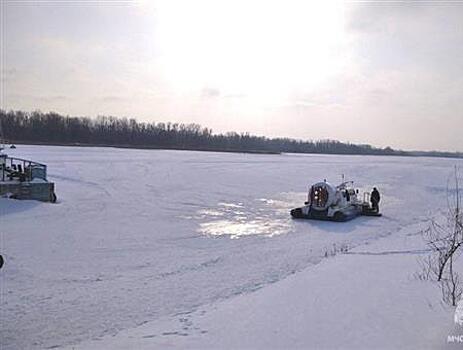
top-left (0, 109), bottom-right (415, 156)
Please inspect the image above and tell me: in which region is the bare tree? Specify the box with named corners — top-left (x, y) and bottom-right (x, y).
top-left (422, 166), bottom-right (463, 306)
top-left (440, 253), bottom-right (462, 306)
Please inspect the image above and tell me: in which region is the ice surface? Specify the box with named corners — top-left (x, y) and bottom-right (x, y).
top-left (1, 145), bottom-right (462, 349)
top-left (67, 221), bottom-right (460, 350)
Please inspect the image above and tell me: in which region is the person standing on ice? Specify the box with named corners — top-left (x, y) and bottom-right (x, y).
top-left (370, 187), bottom-right (380, 213)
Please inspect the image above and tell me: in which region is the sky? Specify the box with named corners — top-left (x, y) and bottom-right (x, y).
top-left (1, 0), bottom-right (463, 152)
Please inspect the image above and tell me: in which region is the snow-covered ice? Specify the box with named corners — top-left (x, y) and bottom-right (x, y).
top-left (1, 145), bottom-right (462, 349)
top-left (63, 221), bottom-right (460, 350)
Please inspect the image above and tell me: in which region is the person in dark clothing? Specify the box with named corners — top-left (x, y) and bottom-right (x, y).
top-left (345, 190), bottom-right (350, 202)
top-left (370, 187), bottom-right (381, 213)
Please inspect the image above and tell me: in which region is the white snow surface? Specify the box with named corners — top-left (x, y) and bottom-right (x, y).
top-left (1, 145), bottom-right (462, 349)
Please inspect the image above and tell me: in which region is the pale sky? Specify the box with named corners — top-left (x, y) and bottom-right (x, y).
top-left (1, 0), bottom-right (463, 151)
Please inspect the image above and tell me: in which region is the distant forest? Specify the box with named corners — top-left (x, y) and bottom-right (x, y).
top-left (1, 110), bottom-right (461, 158)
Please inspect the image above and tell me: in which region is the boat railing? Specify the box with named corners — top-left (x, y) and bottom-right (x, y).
top-left (0, 155), bottom-right (48, 182)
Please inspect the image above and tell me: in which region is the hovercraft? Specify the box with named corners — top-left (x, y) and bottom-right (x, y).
top-left (290, 180), bottom-right (381, 222)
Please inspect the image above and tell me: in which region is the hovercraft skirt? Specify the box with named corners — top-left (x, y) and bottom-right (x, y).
top-left (290, 208), bottom-right (358, 222)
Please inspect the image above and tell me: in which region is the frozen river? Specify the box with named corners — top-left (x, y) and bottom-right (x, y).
top-left (1, 146), bottom-right (461, 349)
